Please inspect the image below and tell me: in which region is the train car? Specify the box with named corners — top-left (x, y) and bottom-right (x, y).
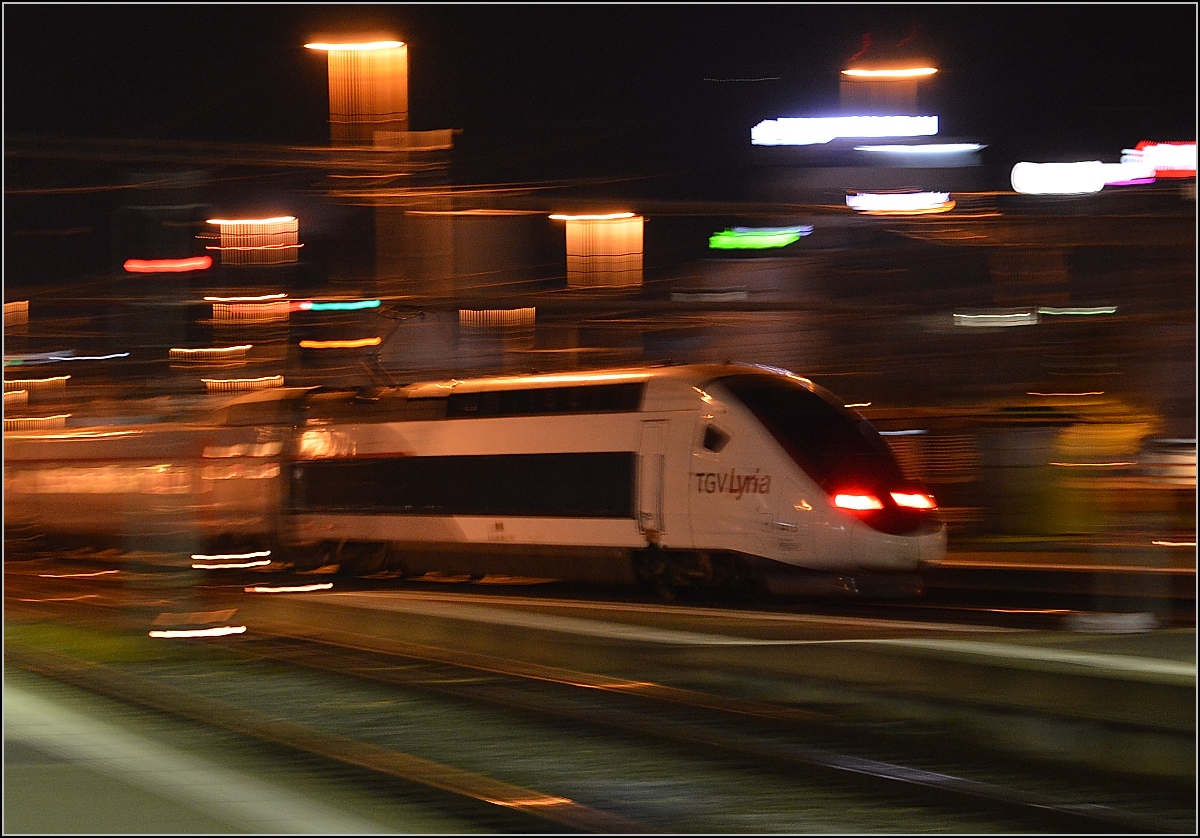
top-left (281, 363), bottom-right (945, 596)
top-left (2, 396), bottom-right (300, 561)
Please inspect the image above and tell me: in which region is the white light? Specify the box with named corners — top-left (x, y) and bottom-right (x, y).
top-left (1037, 306), bottom-right (1117, 316)
top-left (854, 143), bottom-right (983, 154)
top-left (1097, 161), bottom-right (1157, 185)
top-left (191, 550), bottom-right (272, 562)
top-left (953, 311), bottom-right (1039, 327)
top-left (548, 212), bottom-right (635, 221)
top-left (847, 192), bottom-right (951, 212)
top-left (245, 583), bottom-right (335, 593)
top-left (752, 115), bottom-right (938, 146)
top-left (1010, 161), bottom-right (1106, 195)
top-left (149, 626), bottom-right (247, 638)
top-left (191, 559), bottom-right (272, 570)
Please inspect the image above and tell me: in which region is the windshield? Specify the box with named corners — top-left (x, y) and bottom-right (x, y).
top-left (715, 373), bottom-right (905, 491)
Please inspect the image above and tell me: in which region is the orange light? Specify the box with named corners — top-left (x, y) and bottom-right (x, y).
top-left (206, 216), bottom-right (296, 225)
top-left (304, 40), bottom-right (404, 51)
top-left (299, 337), bottom-right (382, 349)
top-left (123, 256), bottom-right (212, 273)
top-left (833, 492), bottom-right (884, 511)
top-left (890, 491), bottom-right (938, 510)
top-left (549, 212), bottom-right (635, 221)
top-left (841, 67), bottom-right (938, 78)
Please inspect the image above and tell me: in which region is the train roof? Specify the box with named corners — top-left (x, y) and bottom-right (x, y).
top-left (401, 362), bottom-right (815, 399)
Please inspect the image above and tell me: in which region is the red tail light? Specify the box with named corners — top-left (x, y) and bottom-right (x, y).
top-left (891, 490), bottom-right (938, 510)
top-left (833, 492), bottom-right (884, 511)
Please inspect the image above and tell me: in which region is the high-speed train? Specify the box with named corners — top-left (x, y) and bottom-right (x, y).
top-left (4, 364), bottom-right (945, 596)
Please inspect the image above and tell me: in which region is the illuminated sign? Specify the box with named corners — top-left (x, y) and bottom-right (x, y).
top-left (751, 115), bottom-right (938, 146)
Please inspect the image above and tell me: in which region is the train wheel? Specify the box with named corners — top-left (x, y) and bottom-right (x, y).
top-left (634, 548), bottom-right (682, 602)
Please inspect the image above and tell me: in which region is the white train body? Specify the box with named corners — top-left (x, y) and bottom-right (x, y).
top-left (4, 363), bottom-right (945, 595)
top-left (283, 364), bottom-right (945, 592)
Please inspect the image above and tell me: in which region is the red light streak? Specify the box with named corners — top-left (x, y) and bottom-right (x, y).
top-left (123, 256), bottom-right (213, 273)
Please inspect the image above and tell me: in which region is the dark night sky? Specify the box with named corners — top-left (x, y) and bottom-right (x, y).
top-left (3, 3), bottom-right (1197, 188)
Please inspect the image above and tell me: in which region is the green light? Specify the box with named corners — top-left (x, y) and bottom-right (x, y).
top-left (308, 300), bottom-right (381, 312)
top-left (709, 229), bottom-right (802, 250)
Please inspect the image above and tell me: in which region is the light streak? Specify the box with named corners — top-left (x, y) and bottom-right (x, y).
top-left (549, 212), bottom-right (635, 221)
top-left (206, 216), bottom-right (296, 225)
top-left (1152, 540), bottom-right (1196, 547)
top-left (39, 570), bottom-right (119, 578)
top-left (841, 67), bottom-right (938, 78)
top-left (201, 376), bottom-right (283, 393)
top-left (292, 299), bottom-right (381, 312)
top-left (4, 375), bottom-right (69, 390)
top-left (205, 293), bottom-right (288, 302)
top-left (299, 337), bottom-right (382, 349)
top-left (847, 192), bottom-right (953, 214)
top-left (205, 243), bottom-right (303, 252)
top-left (149, 626), bottom-right (247, 638)
top-left (1049, 461), bottom-right (1138, 467)
top-left (953, 311), bottom-right (1038, 327)
top-left (192, 551), bottom-right (272, 562)
top-left (1037, 306), bottom-right (1117, 316)
top-left (245, 583), bottom-right (335, 593)
top-left (854, 143), bottom-right (983, 154)
top-left (169, 345), bottom-right (252, 359)
top-left (304, 40), bottom-right (404, 51)
top-left (1011, 161), bottom-right (1106, 195)
top-left (752, 115), bottom-right (938, 146)
top-left (1028, 391), bottom-right (1105, 397)
top-left (123, 256), bottom-right (212, 273)
top-left (191, 559), bottom-right (272, 570)
top-left (709, 226), bottom-right (812, 250)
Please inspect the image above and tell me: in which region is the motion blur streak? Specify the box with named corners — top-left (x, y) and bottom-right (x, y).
top-left (148, 626), bottom-right (248, 638)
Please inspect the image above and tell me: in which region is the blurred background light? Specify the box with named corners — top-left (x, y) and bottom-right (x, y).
top-left (752, 115), bottom-right (938, 146)
top-left (847, 191), bottom-right (953, 214)
top-left (123, 256), bottom-right (212, 273)
top-left (551, 213), bottom-right (644, 288)
top-left (1010, 161), bottom-right (1106, 195)
top-left (709, 226), bottom-right (811, 249)
top-left (1122, 140), bottom-right (1197, 178)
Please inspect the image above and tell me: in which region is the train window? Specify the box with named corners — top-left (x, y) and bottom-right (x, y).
top-left (446, 383), bottom-right (644, 419)
top-left (702, 424), bottom-right (730, 453)
top-left (716, 374), bottom-right (904, 490)
top-left (290, 452), bottom-right (636, 518)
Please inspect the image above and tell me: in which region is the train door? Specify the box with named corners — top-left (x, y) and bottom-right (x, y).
top-left (637, 420), bottom-right (667, 541)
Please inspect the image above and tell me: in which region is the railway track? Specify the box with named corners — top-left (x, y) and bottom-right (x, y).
top-left (6, 578), bottom-right (1194, 833)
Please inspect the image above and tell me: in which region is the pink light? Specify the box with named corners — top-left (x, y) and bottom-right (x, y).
top-left (123, 256), bottom-right (212, 273)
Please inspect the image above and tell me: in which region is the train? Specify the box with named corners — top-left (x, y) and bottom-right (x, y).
top-left (4, 363), bottom-right (945, 597)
